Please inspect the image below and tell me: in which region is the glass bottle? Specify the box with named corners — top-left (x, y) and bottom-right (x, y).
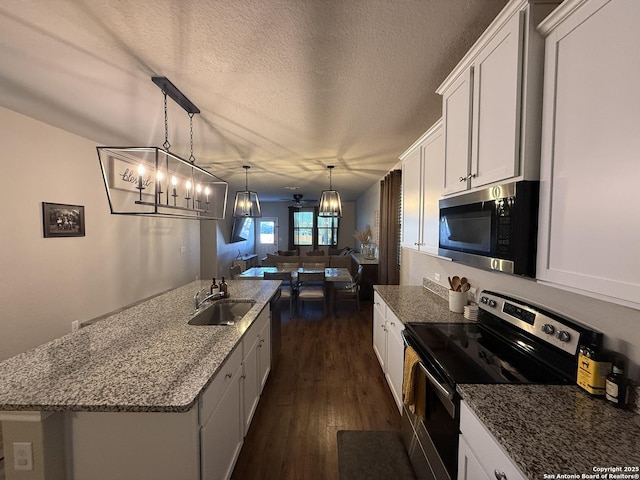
top-left (220, 277), bottom-right (228, 297)
top-left (210, 277), bottom-right (219, 296)
top-left (606, 359), bottom-right (628, 408)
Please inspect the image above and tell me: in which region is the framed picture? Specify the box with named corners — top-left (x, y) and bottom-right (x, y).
top-left (42, 202), bottom-right (85, 238)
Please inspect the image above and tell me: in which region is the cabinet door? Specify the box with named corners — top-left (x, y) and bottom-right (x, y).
top-left (420, 122), bottom-right (444, 255)
top-left (442, 67), bottom-right (473, 195)
top-left (459, 401), bottom-right (526, 480)
top-left (242, 334), bottom-right (260, 436)
top-left (471, 11), bottom-right (523, 188)
top-left (457, 436), bottom-right (491, 480)
top-left (401, 144), bottom-right (423, 250)
top-left (258, 312), bottom-right (271, 391)
top-left (385, 310), bottom-right (404, 415)
top-left (201, 364), bottom-right (243, 480)
top-left (373, 293), bottom-right (387, 370)
top-left (537, 0), bottom-right (640, 307)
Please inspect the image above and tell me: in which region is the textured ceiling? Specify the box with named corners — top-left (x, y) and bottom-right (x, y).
top-left (0, 0), bottom-right (509, 202)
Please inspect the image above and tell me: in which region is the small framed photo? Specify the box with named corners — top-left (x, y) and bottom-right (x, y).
top-left (42, 202), bottom-right (85, 238)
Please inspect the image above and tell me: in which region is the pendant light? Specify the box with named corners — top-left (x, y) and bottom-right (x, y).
top-left (233, 165), bottom-right (262, 217)
top-left (318, 165), bottom-right (342, 217)
top-left (96, 77), bottom-right (228, 220)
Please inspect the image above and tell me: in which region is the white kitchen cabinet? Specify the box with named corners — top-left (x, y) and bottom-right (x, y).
top-left (536, 0), bottom-right (640, 309)
top-left (258, 310), bottom-right (271, 390)
top-left (385, 309), bottom-right (405, 414)
top-left (437, 0), bottom-right (558, 196)
top-left (441, 69), bottom-right (473, 195)
top-left (242, 331), bottom-right (260, 436)
top-left (372, 291), bottom-right (404, 415)
top-left (400, 120), bottom-right (444, 255)
top-left (458, 400), bottom-right (526, 480)
top-left (241, 306), bottom-right (270, 436)
top-left (201, 358), bottom-right (243, 480)
top-left (373, 291), bottom-right (387, 370)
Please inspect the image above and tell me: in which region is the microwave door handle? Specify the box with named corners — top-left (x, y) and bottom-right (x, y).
top-left (418, 361), bottom-right (454, 401)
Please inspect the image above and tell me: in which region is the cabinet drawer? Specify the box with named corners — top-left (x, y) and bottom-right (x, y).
top-left (459, 400), bottom-right (525, 480)
top-left (386, 309), bottom-right (403, 337)
top-left (199, 345), bottom-right (242, 426)
top-left (373, 292), bottom-right (386, 319)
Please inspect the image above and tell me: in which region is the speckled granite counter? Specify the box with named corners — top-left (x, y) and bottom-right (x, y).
top-left (373, 284), bottom-right (467, 324)
top-left (459, 384), bottom-right (640, 479)
top-left (0, 279), bottom-right (279, 413)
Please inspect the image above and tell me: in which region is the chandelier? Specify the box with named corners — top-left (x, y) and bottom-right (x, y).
top-left (318, 165), bottom-right (343, 217)
top-left (97, 77), bottom-right (228, 220)
top-left (233, 165), bottom-right (262, 217)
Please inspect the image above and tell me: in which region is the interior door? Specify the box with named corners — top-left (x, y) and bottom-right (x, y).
top-left (256, 217), bottom-right (278, 260)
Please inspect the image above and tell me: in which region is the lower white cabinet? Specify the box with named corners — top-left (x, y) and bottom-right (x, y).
top-left (458, 400), bottom-right (525, 480)
top-left (372, 291), bottom-right (404, 415)
top-left (201, 353), bottom-right (243, 480)
top-left (241, 306), bottom-right (270, 436)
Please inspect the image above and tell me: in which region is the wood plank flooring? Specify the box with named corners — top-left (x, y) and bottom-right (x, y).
top-left (231, 301), bottom-right (401, 480)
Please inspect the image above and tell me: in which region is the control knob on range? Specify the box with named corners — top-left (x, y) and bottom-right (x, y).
top-left (488, 299), bottom-right (497, 308)
top-left (542, 324), bottom-right (555, 335)
top-left (556, 330), bottom-right (571, 342)
top-left (480, 296), bottom-right (489, 304)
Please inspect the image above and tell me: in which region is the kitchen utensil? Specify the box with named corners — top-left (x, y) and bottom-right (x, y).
top-left (461, 282), bottom-right (470, 292)
top-left (451, 276), bottom-right (460, 291)
top-left (447, 276), bottom-right (454, 290)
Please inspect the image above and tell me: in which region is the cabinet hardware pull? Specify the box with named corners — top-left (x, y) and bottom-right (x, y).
top-left (459, 176), bottom-right (466, 182)
top-left (225, 373), bottom-right (232, 379)
top-left (494, 470), bottom-right (507, 480)
top-left (467, 173), bottom-right (476, 179)
top-left (459, 173), bottom-right (477, 182)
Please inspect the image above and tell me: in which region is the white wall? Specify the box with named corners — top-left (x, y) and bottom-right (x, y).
top-left (0, 107), bottom-right (201, 361)
top-left (400, 248), bottom-right (640, 378)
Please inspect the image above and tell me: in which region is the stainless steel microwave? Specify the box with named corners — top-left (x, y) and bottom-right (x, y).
top-left (438, 181), bottom-right (539, 277)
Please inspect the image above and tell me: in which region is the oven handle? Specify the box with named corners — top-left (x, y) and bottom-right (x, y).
top-left (418, 361), bottom-right (455, 402)
top-left (401, 331), bottom-right (455, 402)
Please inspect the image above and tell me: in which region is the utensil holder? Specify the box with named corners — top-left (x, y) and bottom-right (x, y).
top-left (449, 290), bottom-right (468, 313)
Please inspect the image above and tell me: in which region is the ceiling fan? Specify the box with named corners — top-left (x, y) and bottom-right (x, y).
top-left (281, 194), bottom-right (317, 207)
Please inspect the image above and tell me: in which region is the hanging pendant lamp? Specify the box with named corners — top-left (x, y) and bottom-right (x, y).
top-left (233, 165), bottom-right (262, 217)
top-left (318, 165), bottom-right (343, 217)
top-left (96, 76), bottom-right (228, 220)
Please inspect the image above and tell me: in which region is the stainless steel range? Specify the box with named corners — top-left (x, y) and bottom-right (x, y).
top-left (400, 290), bottom-right (603, 480)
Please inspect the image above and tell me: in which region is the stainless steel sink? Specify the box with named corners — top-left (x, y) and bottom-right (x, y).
top-left (188, 299), bottom-right (256, 326)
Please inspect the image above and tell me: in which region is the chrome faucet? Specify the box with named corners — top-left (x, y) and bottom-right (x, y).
top-left (194, 289), bottom-right (222, 310)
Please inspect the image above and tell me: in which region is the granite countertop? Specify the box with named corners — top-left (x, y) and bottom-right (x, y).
top-left (0, 279), bottom-right (279, 413)
top-left (459, 384), bottom-right (640, 479)
top-left (373, 283), bottom-right (468, 324)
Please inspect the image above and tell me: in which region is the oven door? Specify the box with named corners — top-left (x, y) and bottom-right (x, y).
top-left (401, 331), bottom-right (459, 480)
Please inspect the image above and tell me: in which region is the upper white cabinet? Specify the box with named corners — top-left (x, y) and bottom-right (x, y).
top-left (437, 0), bottom-right (559, 196)
top-left (536, 0), bottom-right (640, 309)
top-left (400, 119), bottom-right (444, 255)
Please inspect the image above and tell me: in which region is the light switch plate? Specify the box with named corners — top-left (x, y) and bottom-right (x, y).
top-left (13, 442), bottom-right (33, 470)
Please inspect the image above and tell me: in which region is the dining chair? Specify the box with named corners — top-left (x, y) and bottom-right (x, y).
top-left (296, 271), bottom-right (326, 316)
top-left (301, 262), bottom-right (326, 271)
top-left (229, 264), bottom-right (242, 280)
top-left (277, 262), bottom-right (299, 272)
top-left (333, 266), bottom-right (363, 314)
top-left (264, 271), bottom-right (296, 316)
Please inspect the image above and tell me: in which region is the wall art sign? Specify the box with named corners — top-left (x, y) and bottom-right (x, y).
top-left (42, 202), bottom-right (85, 238)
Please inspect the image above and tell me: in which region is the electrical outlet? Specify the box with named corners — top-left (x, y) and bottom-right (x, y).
top-left (13, 442), bottom-right (33, 471)
top-left (434, 272), bottom-right (441, 282)
top-left (180, 245), bottom-right (187, 254)
top-left (71, 320), bottom-right (79, 332)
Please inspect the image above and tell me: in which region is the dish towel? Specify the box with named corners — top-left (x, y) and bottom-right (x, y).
top-left (402, 346), bottom-right (421, 412)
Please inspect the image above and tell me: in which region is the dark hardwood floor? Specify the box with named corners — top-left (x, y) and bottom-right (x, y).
top-left (231, 300), bottom-right (401, 480)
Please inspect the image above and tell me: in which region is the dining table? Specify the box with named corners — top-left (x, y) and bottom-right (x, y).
top-left (237, 266), bottom-right (353, 283)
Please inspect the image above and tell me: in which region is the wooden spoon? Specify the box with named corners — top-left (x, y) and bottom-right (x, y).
top-left (448, 276), bottom-right (454, 290)
top-left (451, 276), bottom-right (461, 291)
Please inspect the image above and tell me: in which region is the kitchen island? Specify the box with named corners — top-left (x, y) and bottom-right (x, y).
top-left (0, 279), bottom-right (280, 480)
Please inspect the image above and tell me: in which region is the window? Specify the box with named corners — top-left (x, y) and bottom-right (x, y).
top-left (290, 208), bottom-right (339, 248)
top-left (317, 216), bottom-right (338, 246)
top-left (259, 219), bottom-right (276, 244)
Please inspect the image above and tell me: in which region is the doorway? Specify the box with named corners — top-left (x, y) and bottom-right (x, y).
top-left (256, 217), bottom-right (278, 260)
